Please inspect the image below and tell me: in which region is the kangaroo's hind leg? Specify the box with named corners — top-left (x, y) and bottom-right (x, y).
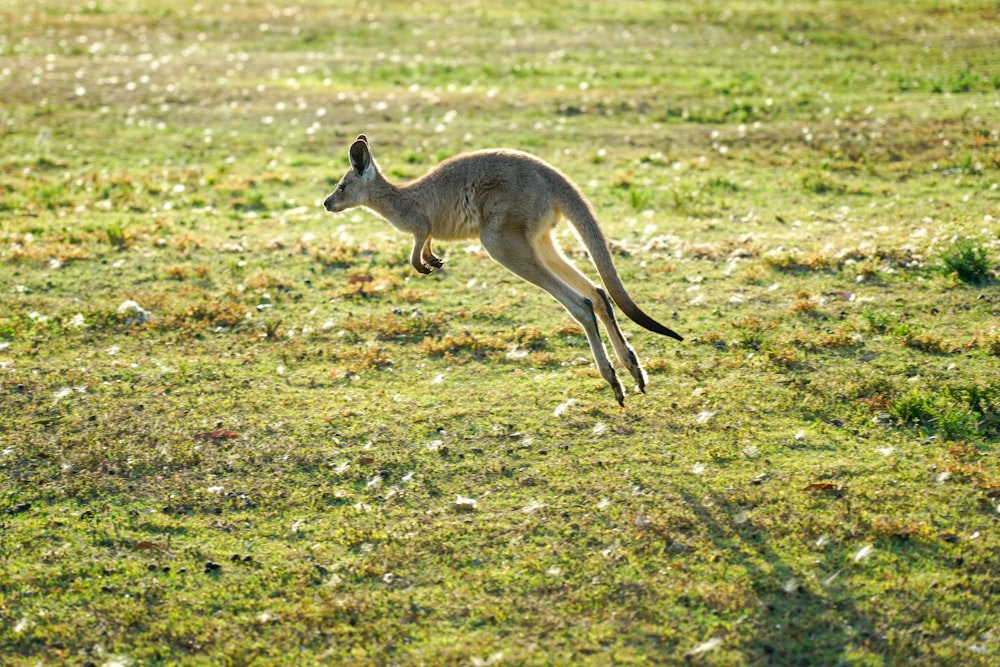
top-left (534, 231), bottom-right (648, 392)
top-left (480, 224), bottom-right (626, 405)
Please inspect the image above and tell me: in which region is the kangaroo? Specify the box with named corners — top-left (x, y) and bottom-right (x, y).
top-left (322, 134), bottom-right (682, 405)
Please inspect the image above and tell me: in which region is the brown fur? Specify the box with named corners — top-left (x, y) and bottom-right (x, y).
top-left (323, 135), bottom-right (682, 405)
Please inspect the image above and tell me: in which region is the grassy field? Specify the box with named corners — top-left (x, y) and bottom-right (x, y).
top-left (2, 0), bottom-right (999, 664)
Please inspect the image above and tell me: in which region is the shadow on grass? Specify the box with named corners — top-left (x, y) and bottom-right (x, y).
top-left (678, 490), bottom-right (885, 664)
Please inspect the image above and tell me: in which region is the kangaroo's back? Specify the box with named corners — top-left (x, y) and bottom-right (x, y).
top-left (400, 149), bottom-right (555, 239)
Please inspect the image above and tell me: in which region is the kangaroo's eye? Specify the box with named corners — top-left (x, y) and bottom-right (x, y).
top-left (337, 183), bottom-right (346, 191)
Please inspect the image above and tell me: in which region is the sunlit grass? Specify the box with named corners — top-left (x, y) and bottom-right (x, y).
top-left (1, 0), bottom-right (999, 665)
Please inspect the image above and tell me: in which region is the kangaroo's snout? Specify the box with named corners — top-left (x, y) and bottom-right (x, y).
top-left (323, 195), bottom-right (337, 212)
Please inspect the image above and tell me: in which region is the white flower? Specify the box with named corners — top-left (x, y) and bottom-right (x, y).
top-left (454, 495), bottom-right (477, 512)
top-left (853, 545), bottom-right (874, 563)
top-left (695, 410), bottom-right (716, 424)
top-left (117, 300), bottom-right (153, 324)
top-left (553, 399), bottom-right (575, 417)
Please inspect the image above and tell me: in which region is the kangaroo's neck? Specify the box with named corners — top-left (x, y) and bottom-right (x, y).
top-left (364, 178), bottom-right (422, 229)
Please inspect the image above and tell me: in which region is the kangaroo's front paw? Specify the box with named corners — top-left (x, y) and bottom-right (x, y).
top-left (426, 254), bottom-right (444, 269)
top-left (413, 262), bottom-right (433, 274)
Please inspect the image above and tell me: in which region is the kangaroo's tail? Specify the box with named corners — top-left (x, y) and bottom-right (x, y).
top-left (555, 182), bottom-right (683, 342)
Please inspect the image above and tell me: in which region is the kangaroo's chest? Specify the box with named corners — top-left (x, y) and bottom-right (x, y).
top-left (431, 187), bottom-right (483, 240)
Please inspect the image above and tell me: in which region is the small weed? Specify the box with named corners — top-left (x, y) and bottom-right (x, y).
top-left (871, 519), bottom-right (930, 541)
top-left (899, 328), bottom-right (952, 354)
top-left (245, 269), bottom-right (292, 291)
top-left (948, 384), bottom-right (1000, 437)
top-left (853, 377), bottom-right (898, 411)
top-left (986, 332), bottom-right (1000, 356)
top-left (231, 190), bottom-right (267, 212)
top-left (705, 176), bottom-right (740, 193)
top-left (889, 388), bottom-right (984, 440)
top-left (609, 170), bottom-right (633, 189)
top-left (311, 242), bottom-right (359, 270)
top-left (801, 171), bottom-right (845, 195)
top-left (931, 64), bottom-right (985, 94)
top-left (106, 224), bottom-right (128, 249)
top-left (262, 318), bottom-right (282, 339)
top-left (628, 187), bottom-right (653, 211)
top-left (847, 258), bottom-right (883, 283)
top-left (336, 271), bottom-right (401, 299)
top-left (171, 234), bottom-right (203, 252)
top-left (696, 330), bottom-right (729, 350)
top-left (667, 186), bottom-right (713, 216)
top-left (165, 299), bottom-right (249, 329)
top-left (507, 325), bottom-right (549, 351)
top-left (740, 264), bottom-right (768, 284)
top-left (687, 236), bottom-right (760, 261)
top-left (952, 153), bottom-right (984, 176)
top-left (889, 390), bottom-right (938, 428)
top-left (418, 331), bottom-right (504, 359)
top-left (939, 237), bottom-right (992, 286)
top-left (796, 328), bottom-right (863, 352)
top-left (164, 264), bottom-right (190, 280)
top-left (730, 316), bottom-right (772, 350)
top-left (764, 249), bottom-right (835, 273)
top-left (332, 342), bottom-right (393, 376)
top-left (789, 296), bottom-right (821, 316)
top-left (767, 345), bottom-right (800, 369)
top-left (936, 408), bottom-right (980, 441)
top-left (863, 310), bottom-right (895, 335)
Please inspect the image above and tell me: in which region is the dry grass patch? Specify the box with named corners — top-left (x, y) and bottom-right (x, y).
top-left (340, 310), bottom-right (448, 343)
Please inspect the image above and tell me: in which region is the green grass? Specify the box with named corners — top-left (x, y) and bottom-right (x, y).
top-left (2, 0), bottom-right (1000, 665)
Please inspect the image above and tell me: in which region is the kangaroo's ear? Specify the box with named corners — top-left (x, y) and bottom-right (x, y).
top-left (349, 137), bottom-right (372, 176)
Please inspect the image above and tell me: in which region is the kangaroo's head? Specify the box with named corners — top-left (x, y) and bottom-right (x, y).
top-left (323, 134), bottom-right (380, 213)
